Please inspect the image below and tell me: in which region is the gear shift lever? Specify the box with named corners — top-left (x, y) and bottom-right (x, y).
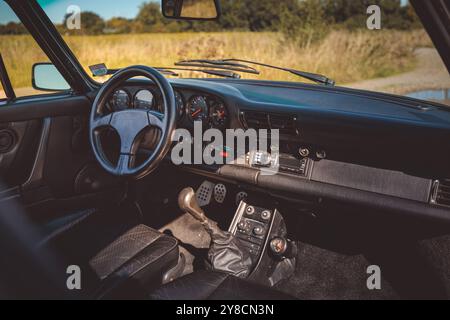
top-left (178, 187), bottom-right (253, 278)
top-left (178, 188), bottom-right (208, 223)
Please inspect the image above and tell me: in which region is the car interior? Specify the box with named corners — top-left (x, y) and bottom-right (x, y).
top-left (0, 0), bottom-right (450, 300)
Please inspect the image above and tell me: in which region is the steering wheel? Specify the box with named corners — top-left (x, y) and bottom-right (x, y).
top-left (89, 66), bottom-right (177, 179)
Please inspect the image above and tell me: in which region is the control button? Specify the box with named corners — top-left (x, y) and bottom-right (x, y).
top-left (253, 226), bottom-right (265, 236)
top-left (270, 237), bottom-right (288, 255)
top-left (261, 210), bottom-right (271, 221)
top-left (246, 206), bottom-right (255, 215)
top-left (316, 150), bottom-right (327, 159)
top-left (299, 147), bottom-right (310, 158)
top-left (238, 221), bottom-right (247, 230)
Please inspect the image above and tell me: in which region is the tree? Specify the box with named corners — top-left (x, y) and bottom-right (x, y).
top-left (280, 0), bottom-right (330, 47)
top-left (134, 2), bottom-right (166, 33)
top-left (105, 17), bottom-right (132, 34)
top-left (62, 11), bottom-right (105, 35)
top-left (0, 22), bottom-right (27, 35)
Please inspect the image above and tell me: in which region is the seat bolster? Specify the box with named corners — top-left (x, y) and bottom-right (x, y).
top-left (94, 233), bottom-right (179, 299)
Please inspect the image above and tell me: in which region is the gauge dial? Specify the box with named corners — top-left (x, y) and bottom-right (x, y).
top-left (188, 95), bottom-right (208, 123)
top-left (210, 101), bottom-right (228, 127)
top-left (134, 89), bottom-right (154, 110)
top-left (112, 89), bottom-right (130, 111)
top-left (175, 91), bottom-right (185, 118)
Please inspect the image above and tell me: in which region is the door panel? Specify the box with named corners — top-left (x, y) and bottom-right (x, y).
top-left (1, 119), bottom-right (42, 188)
top-left (0, 94), bottom-right (124, 217)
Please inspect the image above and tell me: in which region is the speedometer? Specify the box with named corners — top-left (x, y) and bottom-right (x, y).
top-left (188, 95), bottom-right (208, 123)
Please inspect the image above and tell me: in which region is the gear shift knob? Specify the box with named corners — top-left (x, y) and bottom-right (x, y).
top-left (178, 187), bottom-right (208, 223)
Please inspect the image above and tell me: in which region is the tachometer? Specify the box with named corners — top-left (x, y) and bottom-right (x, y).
top-left (188, 95), bottom-right (208, 123)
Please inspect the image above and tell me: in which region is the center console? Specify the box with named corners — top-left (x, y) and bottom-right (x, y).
top-left (229, 202), bottom-right (274, 261)
top-left (229, 201), bottom-right (297, 286)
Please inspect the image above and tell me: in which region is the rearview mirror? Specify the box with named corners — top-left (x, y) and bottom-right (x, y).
top-left (162, 0), bottom-right (221, 20)
top-left (32, 63), bottom-right (70, 92)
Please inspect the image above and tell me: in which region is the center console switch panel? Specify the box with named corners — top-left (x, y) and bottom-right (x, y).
top-left (229, 201), bottom-right (295, 286)
top-left (229, 203), bottom-right (274, 262)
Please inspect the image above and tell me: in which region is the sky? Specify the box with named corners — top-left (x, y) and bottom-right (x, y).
top-left (1, 0), bottom-right (410, 24)
top-left (37, 0), bottom-right (156, 23)
top-left (0, 0), bottom-right (156, 23)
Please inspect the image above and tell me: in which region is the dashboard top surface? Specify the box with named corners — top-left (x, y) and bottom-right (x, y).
top-left (165, 78), bottom-right (450, 129)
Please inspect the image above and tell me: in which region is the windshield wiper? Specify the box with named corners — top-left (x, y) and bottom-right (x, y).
top-left (176, 59), bottom-right (260, 75)
top-left (176, 58), bottom-right (335, 86)
top-left (159, 67), bottom-right (242, 79)
top-left (91, 66), bottom-right (241, 79)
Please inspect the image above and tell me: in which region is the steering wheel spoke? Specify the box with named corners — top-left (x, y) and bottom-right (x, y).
top-left (116, 153), bottom-right (133, 175)
top-left (92, 114), bottom-right (112, 130)
top-left (147, 110), bottom-right (165, 130)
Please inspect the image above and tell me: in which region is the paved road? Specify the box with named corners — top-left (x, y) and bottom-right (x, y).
top-left (347, 48), bottom-right (450, 99)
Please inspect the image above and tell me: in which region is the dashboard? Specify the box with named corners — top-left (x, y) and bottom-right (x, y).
top-left (100, 77), bottom-right (450, 224)
top-left (108, 86), bottom-right (229, 129)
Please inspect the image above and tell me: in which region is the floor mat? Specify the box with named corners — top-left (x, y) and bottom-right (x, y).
top-left (275, 242), bottom-right (399, 300)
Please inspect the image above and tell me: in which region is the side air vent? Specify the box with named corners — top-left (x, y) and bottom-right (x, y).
top-left (431, 179), bottom-right (450, 208)
top-left (241, 111), bottom-right (297, 135)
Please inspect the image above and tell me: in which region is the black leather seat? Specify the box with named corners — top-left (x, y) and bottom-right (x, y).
top-left (150, 270), bottom-right (295, 300)
top-left (38, 208), bottom-right (180, 299)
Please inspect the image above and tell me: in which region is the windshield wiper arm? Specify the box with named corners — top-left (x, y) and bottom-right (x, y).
top-left (223, 59), bottom-right (335, 86)
top-left (176, 58), bottom-right (335, 86)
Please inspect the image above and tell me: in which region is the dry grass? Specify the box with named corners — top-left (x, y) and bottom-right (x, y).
top-left (0, 29), bottom-right (432, 93)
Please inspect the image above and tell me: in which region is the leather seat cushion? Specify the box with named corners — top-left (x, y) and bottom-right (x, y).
top-left (38, 209), bottom-right (179, 298)
top-left (150, 270), bottom-right (295, 300)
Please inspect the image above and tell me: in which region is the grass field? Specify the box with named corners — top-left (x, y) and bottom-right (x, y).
top-left (0, 29), bottom-right (432, 96)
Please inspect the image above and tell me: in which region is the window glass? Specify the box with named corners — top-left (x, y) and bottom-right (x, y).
top-left (37, 0), bottom-right (450, 106)
top-left (0, 1), bottom-right (66, 98)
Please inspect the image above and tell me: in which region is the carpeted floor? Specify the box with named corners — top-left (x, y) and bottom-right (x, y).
top-left (159, 209), bottom-right (450, 300)
top-left (275, 242), bottom-right (399, 300)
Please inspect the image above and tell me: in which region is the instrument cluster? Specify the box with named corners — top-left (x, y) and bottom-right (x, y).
top-left (109, 87), bottom-right (228, 129)
top-left (186, 94), bottom-right (228, 129)
top-left (109, 87), bottom-right (185, 119)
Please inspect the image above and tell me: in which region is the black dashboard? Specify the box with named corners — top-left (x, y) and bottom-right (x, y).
top-left (106, 78), bottom-right (450, 223)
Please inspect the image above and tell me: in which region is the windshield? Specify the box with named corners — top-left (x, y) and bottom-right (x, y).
top-left (2, 0), bottom-right (450, 106)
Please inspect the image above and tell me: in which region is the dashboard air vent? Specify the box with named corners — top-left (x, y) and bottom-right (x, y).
top-left (243, 111), bottom-right (270, 130)
top-left (241, 111), bottom-right (297, 135)
top-left (431, 179), bottom-right (450, 208)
